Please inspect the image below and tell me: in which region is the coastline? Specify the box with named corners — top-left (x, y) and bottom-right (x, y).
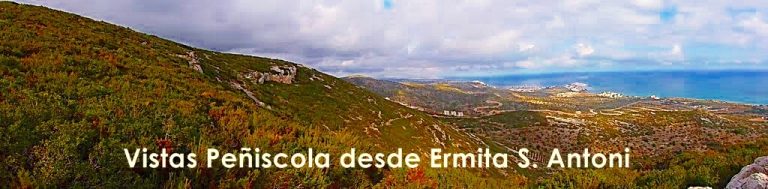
top-left (444, 70), bottom-right (768, 105)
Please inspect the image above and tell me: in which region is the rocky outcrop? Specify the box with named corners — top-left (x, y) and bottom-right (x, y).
top-left (177, 51), bottom-right (203, 73)
top-left (229, 81), bottom-right (267, 108)
top-left (242, 72), bottom-right (266, 84)
top-left (310, 74), bottom-right (324, 81)
top-left (243, 65), bottom-right (297, 84)
top-left (727, 156), bottom-right (768, 189)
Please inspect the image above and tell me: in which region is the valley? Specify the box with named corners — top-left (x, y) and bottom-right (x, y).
top-left (0, 2), bottom-right (496, 188)
top-left (2, 2), bottom-right (768, 188)
top-left (345, 75), bottom-right (768, 187)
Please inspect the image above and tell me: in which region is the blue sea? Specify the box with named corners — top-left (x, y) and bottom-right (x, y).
top-left (454, 70), bottom-right (768, 105)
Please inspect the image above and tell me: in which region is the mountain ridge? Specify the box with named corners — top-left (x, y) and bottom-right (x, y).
top-left (4, 2), bottom-right (768, 188)
top-left (344, 72), bottom-right (768, 188)
top-left (0, 2), bottom-right (523, 187)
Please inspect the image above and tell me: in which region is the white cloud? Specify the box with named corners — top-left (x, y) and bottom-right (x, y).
top-left (545, 16), bottom-right (565, 29)
top-left (17, 0), bottom-right (768, 78)
top-left (340, 60), bottom-right (355, 66)
top-left (739, 13), bottom-right (768, 36)
top-left (632, 0), bottom-right (662, 10)
top-left (440, 29), bottom-right (521, 55)
top-left (518, 43), bottom-right (536, 52)
top-left (671, 44), bottom-right (683, 57)
top-left (648, 43), bottom-right (685, 64)
top-left (666, 44), bottom-right (685, 62)
top-left (575, 43), bottom-right (595, 57)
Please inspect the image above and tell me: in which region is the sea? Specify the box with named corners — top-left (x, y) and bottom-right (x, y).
top-left (453, 70), bottom-right (768, 105)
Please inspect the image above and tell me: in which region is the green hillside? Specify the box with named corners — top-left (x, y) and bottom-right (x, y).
top-left (346, 72), bottom-right (768, 188)
top-left (343, 76), bottom-right (515, 116)
top-left (0, 2), bottom-right (522, 188)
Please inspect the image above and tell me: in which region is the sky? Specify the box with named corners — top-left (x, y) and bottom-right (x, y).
top-left (16, 0), bottom-right (768, 78)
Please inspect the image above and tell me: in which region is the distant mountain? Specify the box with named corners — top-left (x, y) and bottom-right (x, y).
top-left (342, 75), bottom-right (408, 97)
top-left (5, 2), bottom-right (768, 188)
top-left (343, 76), bottom-right (527, 116)
top-left (0, 2), bottom-right (517, 188)
top-left (345, 75), bottom-right (768, 188)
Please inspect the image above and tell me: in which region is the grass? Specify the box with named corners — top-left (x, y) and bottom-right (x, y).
top-left (0, 2), bottom-right (519, 188)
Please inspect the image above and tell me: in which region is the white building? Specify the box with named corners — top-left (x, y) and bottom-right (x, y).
top-left (564, 82), bottom-right (589, 92)
top-left (598, 92), bottom-right (624, 98)
top-left (443, 110), bottom-right (464, 117)
top-left (509, 85), bottom-right (543, 92)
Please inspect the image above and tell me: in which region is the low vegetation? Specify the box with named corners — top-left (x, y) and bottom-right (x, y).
top-left (2, 2), bottom-right (766, 188)
top-left (0, 2), bottom-right (516, 188)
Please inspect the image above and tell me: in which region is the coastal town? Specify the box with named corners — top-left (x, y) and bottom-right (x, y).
top-left (345, 76), bottom-right (768, 173)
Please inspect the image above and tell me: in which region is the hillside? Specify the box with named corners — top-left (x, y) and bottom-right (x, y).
top-left (343, 76), bottom-right (529, 116)
top-left (346, 76), bottom-right (768, 187)
top-left (6, 2), bottom-right (768, 188)
top-left (347, 76), bottom-right (768, 187)
top-left (0, 2), bottom-right (520, 188)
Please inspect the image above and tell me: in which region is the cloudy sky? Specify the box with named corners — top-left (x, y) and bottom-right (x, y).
top-left (17, 0), bottom-right (768, 78)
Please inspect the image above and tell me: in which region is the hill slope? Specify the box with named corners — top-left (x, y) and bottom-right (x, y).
top-left (0, 2), bottom-right (520, 188)
top-left (343, 76), bottom-right (521, 116)
top-left (345, 73), bottom-right (768, 188)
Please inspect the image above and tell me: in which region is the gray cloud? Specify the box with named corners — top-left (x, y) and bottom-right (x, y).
top-left (17, 0), bottom-right (768, 78)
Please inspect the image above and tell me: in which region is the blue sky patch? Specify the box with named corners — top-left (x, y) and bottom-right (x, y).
top-left (22, 0), bottom-right (767, 77)
top-left (383, 0), bottom-right (393, 10)
top-left (660, 6), bottom-right (677, 22)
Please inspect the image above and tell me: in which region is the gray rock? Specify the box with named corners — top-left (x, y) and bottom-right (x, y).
top-left (242, 65), bottom-right (297, 84)
top-left (177, 51), bottom-right (203, 73)
top-left (727, 156), bottom-right (768, 189)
